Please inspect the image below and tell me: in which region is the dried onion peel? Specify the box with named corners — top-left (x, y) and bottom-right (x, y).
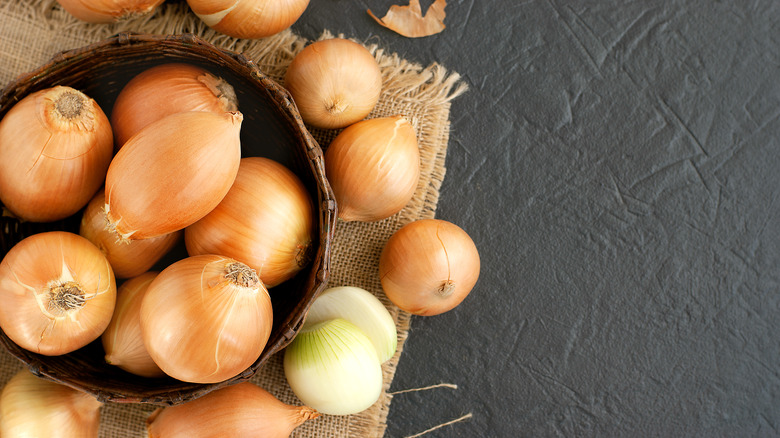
top-left (368, 0), bottom-right (447, 38)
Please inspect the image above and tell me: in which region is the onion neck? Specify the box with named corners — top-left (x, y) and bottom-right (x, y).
top-left (436, 280), bottom-right (455, 298)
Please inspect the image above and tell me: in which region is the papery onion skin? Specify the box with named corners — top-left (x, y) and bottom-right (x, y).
top-left (0, 86), bottom-right (113, 223)
top-left (325, 116), bottom-right (420, 222)
top-left (379, 219), bottom-right (480, 316)
top-left (187, 0), bottom-right (310, 39)
top-left (105, 110), bottom-right (243, 240)
top-left (146, 382), bottom-right (319, 438)
top-left (140, 255), bottom-right (273, 383)
top-left (284, 38), bottom-right (382, 129)
top-left (55, 0), bottom-right (165, 23)
top-left (111, 63), bottom-right (238, 149)
top-left (0, 231), bottom-right (116, 355)
top-left (80, 189), bottom-right (181, 279)
top-left (284, 318), bottom-right (383, 416)
top-left (102, 272), bottom-right (165, 378)
top-left (0, 370), bottom-right (102, 438)
top-left (185, 157), bottom-right (315, 288)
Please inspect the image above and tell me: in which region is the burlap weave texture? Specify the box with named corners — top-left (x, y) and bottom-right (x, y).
top-left (0, 1), bottom-right (466, 436)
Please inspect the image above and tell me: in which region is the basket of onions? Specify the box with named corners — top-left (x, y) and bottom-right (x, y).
top-left (0, 32), bottom-right (336, 405)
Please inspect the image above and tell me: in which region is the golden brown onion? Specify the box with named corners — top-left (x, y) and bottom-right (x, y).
top-left (102, 272), bottom-right (165, 378)
top-left (186, 0), bottom-right (310, 39)
top-left (0, 231), bottom-right (116, 355)
top-left (325, 116), bottom-right (420, 222)
top-left (0, 86), bottom-right (113, 222)
top-left (0, 370), bottom-right (102, 437)
top-left (185, 157), bottom-right (314, 287)
top-left (284, 38), bottom-right (382, 129)
top-left (111, 63), bottom-right (238, 149)
top-left (105, 110), bottom-right (243, 241)
top-left (379, 219), bottom-right (479, 316)
top-left (80, 189), bottom-right (181, 279)
top-left (146, 382), bottom-right (318, 438)
top-left (140, 255), bottom-right (273, 383)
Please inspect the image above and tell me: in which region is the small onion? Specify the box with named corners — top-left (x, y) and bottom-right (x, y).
top-left (146, 382), bottom-right (319, 438)
top-left (284, 318), bottom-right (383, 416)
top-left (187, 0), bottom-right (310, 39)
top-left (0, 370), bottom-right (102, 437)
top-left (111, 63), bottom-right (238, 149)
top-left (0, 231), bottom-right (116, 355)
top-left (80, 189), bottom-right (181, 279)
top-left (55, 0), bottom-right (165, 23)
top-left (284, 38), bottom-right (382, 129)
top-left (102, 272), bottom-right (165, 378)
top-left (140, 255), bottom-right (273, 383)
top-left (325, 116), bottom-right (420, 222)
top-left (185, 157), bottom-right (314, 288)
top-left (0, 85), bottom-right (113, 222)
top-left (379, 219), bottom-right (480, 316)
top-left (105, 110), bottom-right (243, 240)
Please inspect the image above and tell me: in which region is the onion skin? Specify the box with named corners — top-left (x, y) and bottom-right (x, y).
top-left (80, 189), bottom-right (181, 279)
top-left (325, 116), bottom-right (420, 222)
top-left (140, 255), bottom-right (273, 383)
top-left (146, 382), bottom-right (319, 438)
top-left (0, 231), bottom-right (116, 355)
top-left (111, 63), bottom-right (238, 149)
top-left (284, 38), bottom-right (382, 129)
top-left (55, 0), bottom-right (165, 23)
top-left (379, 219), bottom-right (480, 316)
top-left (185, 157), bottom-right (315, 287)
top-left (187, 0), bottom-right (310, 39)
top-left (105, 110), bottom-right (243, 240)
top-left (102, 272), bottom-right (165, 378)
top-left (0, 370), bottom-right (102, 437)
top-left (0, 86), bottom-right (113, 223)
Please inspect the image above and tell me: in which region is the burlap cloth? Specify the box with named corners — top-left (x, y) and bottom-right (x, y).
top-left (0, 1), bottom-right (466, 437)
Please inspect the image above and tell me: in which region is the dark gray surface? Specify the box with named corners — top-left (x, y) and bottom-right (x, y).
top-left (294, 1), bottom-right (780, 436)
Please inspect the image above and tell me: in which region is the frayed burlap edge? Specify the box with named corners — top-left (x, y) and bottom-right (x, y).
top-left (0, 1), bottom-right (467, 437)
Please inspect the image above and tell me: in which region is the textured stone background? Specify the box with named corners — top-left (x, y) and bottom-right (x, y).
top-left (294, 1), bottom-right (780, 436)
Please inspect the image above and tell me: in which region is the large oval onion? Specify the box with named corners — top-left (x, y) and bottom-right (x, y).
top-left (0, 231), bottom-right (116, 355)
top-left (55, 0), bottom-right (165, 23)
top-left (284, 38), bottom-right (382, 129)
top-left (186, 0), bottom-right (310, 39)
top-left (146, 382), bottom-right (318, 437)
top-left (110, 63), bottom-right (238, 149)
top-left (0, 86), bottom-right (113, 222)
top-left (379, 219), bottom-right (480, 316)
top-left (80, 189), bottom-right (181, 279)
top-left (185, 157), bottom-right (314, 287)
top-left (105, 110), bottom-right (243, 241)
top-left (140, 255), bottom-right (273, 383)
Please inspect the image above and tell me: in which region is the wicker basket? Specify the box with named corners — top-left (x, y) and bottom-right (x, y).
top-left (0, 32), bottom-right (337, 405)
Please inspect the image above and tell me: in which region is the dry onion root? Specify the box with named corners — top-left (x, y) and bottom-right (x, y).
top-left (140, 255), bottom-right (273, 383)
top-left (0, 85), bottom-right (113, 223)
top-left (110, 63), bottom-right (239, 149)
top-left (0, 370), bottom-right (102, 437)
top-left (284, 38), bottom-right (383, 129)
top-left (55, 0), bottom-right (165, 23)
top-left (0, 231), bottom-right (116, 355)
top-left (186, 0), bottom-right (310, 39)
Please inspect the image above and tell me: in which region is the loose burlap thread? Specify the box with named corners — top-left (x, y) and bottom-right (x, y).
top-left (0, 1), bottom-right (467, 436)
